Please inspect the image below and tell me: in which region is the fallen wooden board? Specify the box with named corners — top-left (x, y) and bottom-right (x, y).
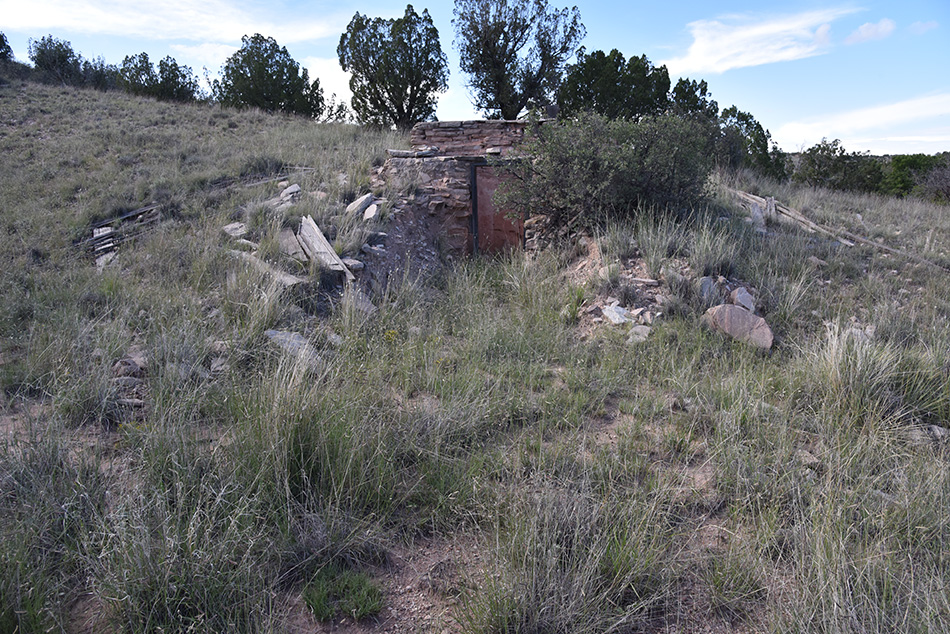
top-left (733, 190), bottom-right (853, 246)
top-left (278, 228), bottom-right (307, 261)
top-left (733, 189), bottom-right (949, 273)
top-left (297, 215), bottom-right (355, 282)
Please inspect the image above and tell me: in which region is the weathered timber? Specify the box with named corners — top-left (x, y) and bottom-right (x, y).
top-left (297, 215), bottom-right (355, 282)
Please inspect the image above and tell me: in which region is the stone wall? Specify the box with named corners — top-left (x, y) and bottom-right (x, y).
top-left (409, 120), bottom-right (528, 157)
top-left (377, 155), bottom-right (479, 254)
top-left (376, 120), bottom-right (530, 256)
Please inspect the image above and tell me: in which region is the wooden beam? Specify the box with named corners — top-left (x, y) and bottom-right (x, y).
top-left (297, 215), bottom-right (355, 282)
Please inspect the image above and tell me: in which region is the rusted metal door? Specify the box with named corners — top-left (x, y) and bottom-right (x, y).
top-left (472, 164), bottom-right (523, 253)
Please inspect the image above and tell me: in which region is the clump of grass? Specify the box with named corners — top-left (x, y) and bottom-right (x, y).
top-left (703, 549), bottom-right (766, 619)
top-left (636, 213), bottom-right (687, 278)
top-left (302, 565), bottom-right (384, 622)
top-left (463, 481), bottom-right (676, 633)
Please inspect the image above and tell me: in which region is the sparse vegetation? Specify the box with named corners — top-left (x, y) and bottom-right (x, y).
top-left (1, 78), bottom-right (949, 634)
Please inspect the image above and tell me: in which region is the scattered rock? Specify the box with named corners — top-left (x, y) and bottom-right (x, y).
top-left (222, 222), bottom-right (248, 238)
top-left (346, 193), bottom-right (375, 216)
top-left (699, 276), bottom-right (718, 304)
top-left (280, 184), bottom-right (301, 200)
top-left (794, 449), bottom-right (823, 473)
top-left (702, 304), bottom-right (773, 350)
top-left (602, 305), bottom-right (633, 325)
top-left (660, 264), bottom-right (685, 287)
top-left (233, 238), bottom-right (259, 251)
top-left (627, 325), bottom-right (652, 343)
top-left (807, 255), bottom-right (828, 267)
top-left (342, 287), bottom-right (377, 316)
top-left (730, 287), bottom-right (756, 313)
top-left (361, 244), bottom-right (386, 256)
top-left (113, 349), bottom-right (148, 378)
top-left (905, 424), bottom-right (950, 447)
top-left (264, 329), bottom-right (323, 372)
top-left (112, 376), bottom-right (143, 389)
top-left (363, 204), bottom-right (379, 221)
top-left (341, 257), bottom-right (365, 271)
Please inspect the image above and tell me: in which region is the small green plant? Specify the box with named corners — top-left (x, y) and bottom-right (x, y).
top-left (559, 285), bottom-right (586, 324)
top-left (302, 565), bottom-right (383, 621)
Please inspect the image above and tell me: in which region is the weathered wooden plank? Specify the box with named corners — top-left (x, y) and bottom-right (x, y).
top-left (297, 215), bottom-right (355, 282)
top-left (278, 228), bottom-right (307, 261)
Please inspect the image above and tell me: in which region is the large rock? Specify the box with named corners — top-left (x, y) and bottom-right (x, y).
top-left (702, 304), bottom-right (773, 350)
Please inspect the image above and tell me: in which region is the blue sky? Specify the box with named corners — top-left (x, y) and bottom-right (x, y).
top-left (2, 0), bottom-right (947, 154)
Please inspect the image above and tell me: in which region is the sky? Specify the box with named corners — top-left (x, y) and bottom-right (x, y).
top-left (2, 0), bottom-right (948, 155)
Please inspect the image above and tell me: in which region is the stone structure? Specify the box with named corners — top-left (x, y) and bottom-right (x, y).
top-left (375, 120), bottom-right (530, 255)
top-left (408, 120), bottom-right (528, 158)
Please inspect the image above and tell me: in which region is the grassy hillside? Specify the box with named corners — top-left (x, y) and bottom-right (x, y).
top-left (1, 80), bottom-right (949, 633)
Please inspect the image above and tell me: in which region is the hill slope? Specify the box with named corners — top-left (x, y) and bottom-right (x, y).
top-left (1, 80), bottom-right (949, 633)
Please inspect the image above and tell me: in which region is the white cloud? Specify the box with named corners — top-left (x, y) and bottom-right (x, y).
top-left (301, 56), bottom-right (351, 103)
top-left (845, 18), bottom-right (896, 44)
top-left (774, 93), bottom-right (950, 152)
top-left (170, 42), bottom-right (238, 70)
top-left (0, 0), bottom-right (348, 44)
top-left (661, 8), bottom-right (858, 76)
top-left (909, 20), bottom-right (939, 35)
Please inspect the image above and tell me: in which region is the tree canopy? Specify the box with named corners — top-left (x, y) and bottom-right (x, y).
top-left (28, 35), bottom-right (82, 85)
top-left (718, 106), bottom-right (788, 180)
top-left (670, 78), bottom-right (718, 121)
top-left (213, 34), bottom-right (325, 118)
top-left (557, 48), bottom-right (669, 120)
top-left (120, 53), bottom-right (201, 102)
top-left (0, 32), bottom-right (12, 62)
top-left (338, 4), bottom-right (448, 130)
top-left (453, 0), bottom-right (585, 120)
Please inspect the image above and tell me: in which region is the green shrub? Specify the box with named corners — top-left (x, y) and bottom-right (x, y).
top-left (497, 112), bottom-right (713, 237)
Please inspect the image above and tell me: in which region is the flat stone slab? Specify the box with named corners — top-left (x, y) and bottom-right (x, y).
top-left (345, 193), bottom-right (375, 216)
top-left (222, 222), bottom-right (248, 238)
top-left (602, 305), bottom-right (633, 325)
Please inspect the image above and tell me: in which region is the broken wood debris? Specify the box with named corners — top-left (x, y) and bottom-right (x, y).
top-left (733, 190), bottom-right (854, 246)
top-left (733, 189), bottom-right (950, 274)
top-left (85, 203), bottom-right (161, 267)
top-left (297, 215), bottom-right (355, 282)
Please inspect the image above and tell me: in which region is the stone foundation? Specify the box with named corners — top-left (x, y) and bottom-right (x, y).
top-left (376, 120), bottom-right (532, 256)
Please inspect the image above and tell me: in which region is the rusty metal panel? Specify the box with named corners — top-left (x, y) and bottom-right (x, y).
top-left (474, 165), bottom-right (523, 253)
